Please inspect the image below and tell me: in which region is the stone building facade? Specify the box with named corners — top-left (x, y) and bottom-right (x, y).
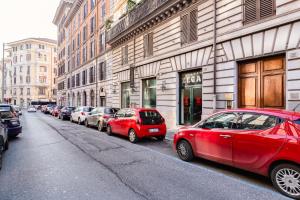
top-left (3, 38), bottom-right (57, 107)
top-left (107, 0), bottom-right (300, 129)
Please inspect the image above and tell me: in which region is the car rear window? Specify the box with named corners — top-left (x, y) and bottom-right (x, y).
top-left (294, 119), bottom-right (300, 125)
top-left (83, 107), bottom-right (93, 112)
top-left (67, 107), bottom-right (75, 111)
top-left (139, 111), bottom-right (163, 125)
top-left (0, 106), bottom-right (11, 112)
top-left (105, 108), bottom-right (119, 114)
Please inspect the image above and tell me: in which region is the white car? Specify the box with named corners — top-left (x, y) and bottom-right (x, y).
top-left (27, 106), bottom-right (37, 112)
top-left (70, 106), bottom-right (94, 124)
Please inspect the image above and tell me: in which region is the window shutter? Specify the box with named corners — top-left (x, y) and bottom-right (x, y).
top-left (244, 0), bottom-right (258, 24)
top-left (143, 34), bottom-right (149, 57)
top-left (181, 14), bottom-right (189, 45)
top-left (148, 33), bottom-right (154, 56)
top-left (260, 0), bottom-right (275, 19)
top-left (190, 10), bottom-right (198, 42)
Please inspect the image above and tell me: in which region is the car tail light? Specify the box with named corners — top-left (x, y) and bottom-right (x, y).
top-left (103, 114), bottom-right (110, 119)
top-left (81, 112), bottom-right (85, 116)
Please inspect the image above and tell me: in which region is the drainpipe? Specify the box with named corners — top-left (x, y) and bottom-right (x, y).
top-left (212, 0), bottom-right (217, 112)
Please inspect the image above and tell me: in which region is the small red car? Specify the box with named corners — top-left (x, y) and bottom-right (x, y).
top-left (173, 108), bottom-right (300, 199)
top-left (107, 108), bottom-right (166, 143)
top-left (52, 106), bottom-right (63, 117)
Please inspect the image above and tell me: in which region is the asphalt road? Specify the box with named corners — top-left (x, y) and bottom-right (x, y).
top-left (0, 112), bottom-right (290, 200)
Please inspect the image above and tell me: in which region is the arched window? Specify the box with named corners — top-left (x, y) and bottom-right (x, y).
top-left (67, 93), bottom-right (70, 106)
top-left (83, 91), bottom-right (87, 106)
top-left (72, 92), bottom-right (75, 106)
top-left (77, 92), bottom-right (81, 106)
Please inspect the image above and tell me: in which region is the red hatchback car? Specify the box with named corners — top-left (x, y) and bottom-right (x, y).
top-left (107, 108), bottom-right (166, 143)
top-left (173, 108), bottom-right (300, 199)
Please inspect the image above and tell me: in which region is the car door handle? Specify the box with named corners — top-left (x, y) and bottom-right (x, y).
top-left (220, 134), bottom-right (231, 139)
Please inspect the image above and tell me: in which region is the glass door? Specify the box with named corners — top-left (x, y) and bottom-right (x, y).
top-left (181, 86), bottom-right (202, 125)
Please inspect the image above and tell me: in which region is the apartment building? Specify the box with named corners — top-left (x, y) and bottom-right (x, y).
top-left (107, 0), bottom-right (300, 129)
top-left (3, 38), bottom-right (57, 107)
top-left (54, 0), bottom-right (113, 107)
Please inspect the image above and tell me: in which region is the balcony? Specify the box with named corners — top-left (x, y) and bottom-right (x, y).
top-left (107, 0), bottom-right (169, 42)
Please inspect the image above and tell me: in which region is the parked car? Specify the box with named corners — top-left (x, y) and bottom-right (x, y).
top-left (70, 106), bottom-right (94, 124)
top-left (59, 106), bottom-right (76, 120)
top-left (0, 119), bottom-right (8, 170)
top-left (43, 104), bottom-right (56, 114)
top-left (52, 106), bottom-right (63, 117)
top-left (12, 105), bottom-right (22, 116)
top-left (106, 108), bottom-right (166, 143)
top-left (85, 107), bottom-right (119, 131)
top-left (0, 104), bottom-right (22, 138)
top-left (27, 106), bottom-right (37, 112)
top-left (173, 108), bottom-right (300, 199)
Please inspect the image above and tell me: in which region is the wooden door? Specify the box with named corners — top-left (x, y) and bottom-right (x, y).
top-left (239, 56), bottom-right (285, 109)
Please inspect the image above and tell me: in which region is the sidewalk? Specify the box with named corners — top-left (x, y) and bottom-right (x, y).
top-left (165, 126), bottom-right (185, 141)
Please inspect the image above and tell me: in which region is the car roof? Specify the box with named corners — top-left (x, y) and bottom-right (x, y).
top-left (122, 108), bottom-right (159, 112)
top-left (219, 108), bottom-right (300, 120)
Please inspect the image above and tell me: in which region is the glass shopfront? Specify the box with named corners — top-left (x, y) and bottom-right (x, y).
top-left (121, 82), bottom-right (130, 108)
top-left (180, 70), bottom-right (202, 125)
top-left (142, 78), bottom-right (156, 108)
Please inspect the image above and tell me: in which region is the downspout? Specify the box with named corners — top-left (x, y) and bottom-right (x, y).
top-left (212, 0), bottom-right (217, 112)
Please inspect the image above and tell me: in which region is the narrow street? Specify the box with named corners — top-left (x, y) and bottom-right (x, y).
top-left (0, 112), bottom-right (289, 200)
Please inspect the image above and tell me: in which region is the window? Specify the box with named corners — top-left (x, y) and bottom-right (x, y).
top-left (83, 3), bottom-right (88, 19)
top-left (91, 0), bottom-right (95, 10)
top-left (89, 66), bottom-right (95, 83)
top-left (181, 9), bottom-right (198, 45)
top-left (144, 33), bottom-right (153, 57)
top-left (26, 54), bottom-right (31, 61)
top-left (67, 78), bottom-right (71, 89)
top-left (13, 56), bottom-right (18, 63)
top-left (76, 73), bottom-right (80, 87)
top-left (76, 51), bottom-right (80, 67)
top-left (139, 111), bottom-right (164, 125)
top-left (19, 66), bottom-right (23, 72)
top-left (99, 62), bottom-right (106, 81)
top-left (99, 32), bottom-right (105, 53)
top-left (90, 40), bottom-right (95, 58)
top-left (27, 88), bottom-right (30, 95)
top-left (77, 32), bottom-right (81, 47)
top-left (121, 82), bottom-right (130, 108)
top-left (26, 76), bottom-right (30, 83)
top-left (115, 109), bottom-right (126, 118)
top-left (39, 87), bottom-right (46, 95)
top-left (121, 45), bottom-right (128, 65)
top-left (20, 88), bottom-right (23, 95)
top-left (201, 113), bottom-right (238, 129)
top-left (40, 66), bottom-right (47, 72)
top-left (83, 26), bottom-right (87, 41)
top-left (101, 3), bottom-right (106, 20)
top-left (20, 76), bottom-right (23, 84)
top-left (39, 44), bottom-right (45, 49)
top-left (244, 0), bottom-right (275, 24)
top-left (82, 46), bottom-right (87, 63)
top-left (27, 66), bottom-right (30, 74)
top-left (142, 78), bottom-right (156, 108)
top-left (26, 44), bottom-right (31, 49)
top-left (39, 76), bottom-right (46, 83)
top-left (100, 97), bottom-right (106, 107)
top-left (13, 89), bottom-right (16, 95)
top-left (238, 113), bottom-right (278, 130)
top-left (72, 76), bottom-right (75, 88)
top-left (90, 16), bottom-right (95, 34)
top-left (82, 70), bottom-right (87, 85)
top-left (294, 119), bottom-right (300, 125)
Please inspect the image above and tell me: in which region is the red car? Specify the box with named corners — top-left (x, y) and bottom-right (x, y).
top-left (173, 108), bottom-right (300, 199)
top-left (107, 108), bottom-right (166, 143)
top-left (52, 106), bottom-right (63, 117)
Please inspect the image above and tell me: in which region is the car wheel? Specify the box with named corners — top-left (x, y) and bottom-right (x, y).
top-left (128, 129), bottom-right (138, 143)
top-left (98, 121), bottom-right (103, 132)
top-left (156, 136), bottom-right (165, 141)
top-left (271, 164), bottom-right (300, 199)
top-left (85, 119), bottom-right (89, 127)
top-left (106, 125), bottom-right (113, 136)
top-left (176, 140), bottom-right (194, 162)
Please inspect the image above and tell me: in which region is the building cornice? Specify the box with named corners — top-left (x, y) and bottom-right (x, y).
top-left (7, 38), bottom-right (57, 46)
top-left (64, 0), bottom-right (84, 27)
top-left (53, 0), bottom-right (74, 25)
top-left (107, 0), bottom-right (197, 47)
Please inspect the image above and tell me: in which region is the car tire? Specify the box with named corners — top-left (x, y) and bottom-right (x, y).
top-left (106, 125), bottom-right (113, 136)
top-left (176, 140), bottom-right (194, 162)
top-left (98, 121), bottom-right (103, 132)
top-left (271, 164), bottom-right (300, 199)
top-left (85, 119), bottom-right (89, 127)
top-left (128, 129), bottom-right (138, 143)
top-left (156, 136), bottom-right (165, 141)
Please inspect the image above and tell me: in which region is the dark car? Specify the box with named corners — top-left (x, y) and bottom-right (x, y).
top-left (85, 107), bottom-right (119, 131)
top-left (0, 104), bottom-right (22, 137)
top-left (0, 118), bottom-right (9, 170)
top-left (58, 106), bottom-right (76, 120)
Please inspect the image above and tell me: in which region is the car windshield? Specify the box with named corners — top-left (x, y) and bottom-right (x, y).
top-left (66, 107), bottom-right (75, 111)
top-left (139, 111), bottom-right (163, 125)
top-left (294, 119), bottom-right (300, 125)
top-left (105, 108), bottom-right (119, 114)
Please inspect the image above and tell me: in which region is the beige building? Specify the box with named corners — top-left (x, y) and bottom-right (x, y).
top-left (3, 38), bottom-right (57, 107)
top-left (107, 0), bottom-right (300, 129)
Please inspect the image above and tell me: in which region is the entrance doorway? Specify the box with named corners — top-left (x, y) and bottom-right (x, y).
top-left (238, 56), bottom-right (285, 108)
top-left (180, 71), bottom-right (202, 125)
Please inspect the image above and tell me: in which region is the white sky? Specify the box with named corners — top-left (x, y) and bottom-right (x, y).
top-left (0, 0), bottom-right (61, 56)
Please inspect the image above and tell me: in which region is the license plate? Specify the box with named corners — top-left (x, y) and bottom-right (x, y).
top-left (149, 128), bottom-right (159, 133)
top-left (11, 121), bottom-right (18, 125)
